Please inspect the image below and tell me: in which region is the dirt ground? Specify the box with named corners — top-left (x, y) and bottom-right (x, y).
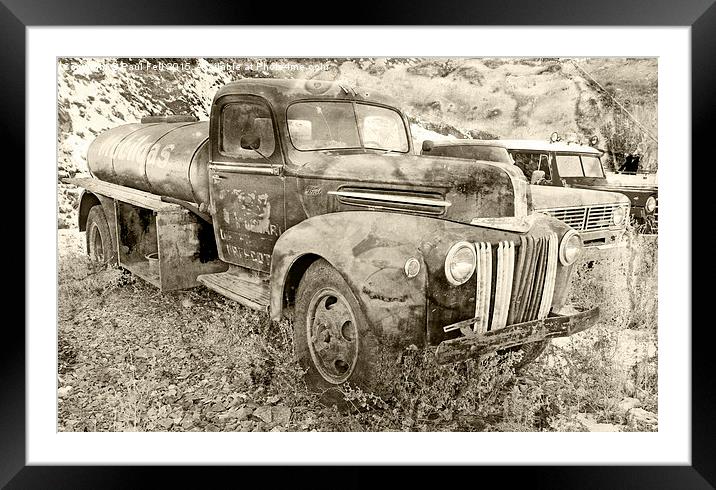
top-left (57, 227), bottom-right (658, 433)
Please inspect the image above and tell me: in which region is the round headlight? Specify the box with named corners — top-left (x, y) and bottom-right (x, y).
top-left (612, 206), bottom-right (626, 226)
top-left (559, 230), bottom-right (583, 266)
top-left (445, 241), bottom-right (476, 286)
top-left (645, 196), bottom-right (657, 213)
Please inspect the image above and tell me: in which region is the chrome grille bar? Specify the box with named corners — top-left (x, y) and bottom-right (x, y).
top-left (473, 242), bottom-right (492, 334)
top-left (537, 233), bottom-right (558, 319)
top-left (490, 241), bottom-right (515, 331)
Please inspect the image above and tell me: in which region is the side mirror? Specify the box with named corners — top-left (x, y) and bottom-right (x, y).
top-left (240, 134), bottom-right (261, 151)
top-left (421, 140), bottom-right (435, 153)
top-left (531, 170), bottom-right (546, 184)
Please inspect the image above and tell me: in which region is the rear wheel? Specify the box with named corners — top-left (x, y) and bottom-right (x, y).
top-left (86, 206), bottom-right (116, 265)
top-left (294, 259), bottom-right (380, 404)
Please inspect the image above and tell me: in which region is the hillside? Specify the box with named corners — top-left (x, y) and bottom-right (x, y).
top-left (57, 57), bottom-right (657, 228)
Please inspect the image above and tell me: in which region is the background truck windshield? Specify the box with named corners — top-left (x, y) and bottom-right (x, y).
top-left (287, 101), bottom-right (409, 152)
top-left (556, 154), bottom-right (605, 177)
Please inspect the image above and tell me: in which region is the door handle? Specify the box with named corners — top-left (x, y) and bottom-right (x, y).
top-left (212, 174), bottom-right (226, 182)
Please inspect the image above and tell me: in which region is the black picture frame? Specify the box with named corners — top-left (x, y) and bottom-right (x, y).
top-left (6, 0), bottom-right (708, 487)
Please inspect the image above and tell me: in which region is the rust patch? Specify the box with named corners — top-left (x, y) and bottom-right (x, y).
top-left (361, 286), bottom-right (408, 303)
top-left (351, 233), bottom-right (402, 257)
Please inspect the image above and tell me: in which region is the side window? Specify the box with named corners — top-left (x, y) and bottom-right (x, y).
top-left (220, 101), bottom-right (276, 159)
top-left (511, 152), bottom-right (551, 181)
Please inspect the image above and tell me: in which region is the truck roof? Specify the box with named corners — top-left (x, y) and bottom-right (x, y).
top-left (214, 78), bottom-right (400, 108)
top-left (430, 139), bottom-right (602, 156)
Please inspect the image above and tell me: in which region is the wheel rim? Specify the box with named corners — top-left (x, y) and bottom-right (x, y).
top-left (306, 287), bottom-right (359, 384)
top-left (90, 223), bottom-right (104, 262)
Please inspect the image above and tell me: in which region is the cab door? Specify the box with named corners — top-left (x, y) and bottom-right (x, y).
top-left (208, 95), bottom-right (284, 273)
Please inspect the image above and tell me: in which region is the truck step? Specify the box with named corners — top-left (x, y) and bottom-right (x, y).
top-left (197, 267), bottom-right (270, 312)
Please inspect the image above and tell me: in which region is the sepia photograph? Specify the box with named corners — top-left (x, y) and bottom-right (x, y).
top-left (56, 56), bottom-right (659, 434)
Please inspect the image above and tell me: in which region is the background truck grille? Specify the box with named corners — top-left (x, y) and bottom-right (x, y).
top-left (471, 233), bottom-right (558, 334)
top-left (541, 204), bottom-right (619, 231)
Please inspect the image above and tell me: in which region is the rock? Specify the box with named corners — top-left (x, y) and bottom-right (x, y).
top-left (623, 379), bottom-right (637, 397)
top-left (181, 297), bottom-right (195, 308)
top-left (217, 408), bottom-right (238, 420)
top-left (627, 408), bottom-right (658, 429)
top-left (576, 413), bottom-right (621, 432)
top-left (237, 407), bottom-right (253, 421)
top-left (270, 426), bottom-right (286, 432)
top-left (252, 406), bottom-right (272, 424)
top-left (266, 395), bottom-right (281, 405)
top-left (181, 416), bottom-right (194, 430)
top-left (58, 386), bottom-right (73, 398)
top-left (617, 397), bottom-right (642, 414)
top-left (272, 405), bottom-right (291, 426)
top-left (468, 129), bottom-right (499, 139)
top-left (209, 401), bottom-right (226, 413)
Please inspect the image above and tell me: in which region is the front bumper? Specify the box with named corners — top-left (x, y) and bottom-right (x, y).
top-left (434, 306), bottom-right (600, 364)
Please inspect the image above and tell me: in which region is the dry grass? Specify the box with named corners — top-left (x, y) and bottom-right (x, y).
top-left (58, 226), bottom-right (657, 432)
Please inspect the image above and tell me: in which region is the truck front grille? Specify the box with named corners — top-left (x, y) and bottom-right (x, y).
top-left (471, 233), bottom-right (558, 334)
top-left (541, 205), bottom-right (620, 231)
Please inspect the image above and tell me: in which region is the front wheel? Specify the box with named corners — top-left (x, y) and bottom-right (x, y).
top-left (294, 259), bottom-right (380, 402)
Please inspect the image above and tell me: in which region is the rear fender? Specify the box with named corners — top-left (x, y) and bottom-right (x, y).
top-left (78, 190), bottom-right (118, 248)
top-left (270, 212), bottom-right (429, 348)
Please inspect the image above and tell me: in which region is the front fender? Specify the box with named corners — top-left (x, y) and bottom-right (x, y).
top-left (270, 212), bottom-right (429, 347)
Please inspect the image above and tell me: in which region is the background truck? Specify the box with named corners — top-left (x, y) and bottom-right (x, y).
top-left (422, 139), bottom-right (635, 248)
top-left (65, 78), bottom-right (599, 395)
top-left (423, 137), bottom-right (657, 234)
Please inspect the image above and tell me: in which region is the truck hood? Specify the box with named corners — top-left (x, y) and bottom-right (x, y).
top-left (571, 182), bottom-right (657, 194)
top-left (288, 151), bottom-right (531, 221)
top-left (531, 185), bottom-right (630, 210)
top-left (569, 183), bottom-right (657, 208)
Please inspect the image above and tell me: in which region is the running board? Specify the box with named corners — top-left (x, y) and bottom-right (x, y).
top-left (197, 267), bottom-right (270, 312)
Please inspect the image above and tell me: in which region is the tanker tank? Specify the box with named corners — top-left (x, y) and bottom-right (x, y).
top-left (87, 119), bottom-right (210, 206)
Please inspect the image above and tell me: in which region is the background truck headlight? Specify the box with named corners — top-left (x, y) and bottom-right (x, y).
top-left (645, 196), bottom-right (657, 213)
top-left (445, 241), bottom-right (477, 285)
top-left (612, 206), bottom-right (626, 226)
top-left (559, 230), bottom-right (583, 266)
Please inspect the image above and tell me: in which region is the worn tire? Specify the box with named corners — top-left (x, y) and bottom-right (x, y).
top-left (86, 205), bottom-right (116, 265)
top-left (294, 259), bottom-right (380, 405)
top-left (499, 340), bottom-right (550, 372)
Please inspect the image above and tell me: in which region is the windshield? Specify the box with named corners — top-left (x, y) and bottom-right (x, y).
top-left (287, 101), bottom-right (410, 153)
top-left (428, 145), bottom-right (512, 164)
top-left (555, 154), bottom-right (604, 177)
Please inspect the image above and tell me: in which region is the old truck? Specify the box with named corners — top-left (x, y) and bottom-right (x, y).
top-left (422, 139), bottom-right (633, 248)
top-left (65, 78), bottom-right (599, 395)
